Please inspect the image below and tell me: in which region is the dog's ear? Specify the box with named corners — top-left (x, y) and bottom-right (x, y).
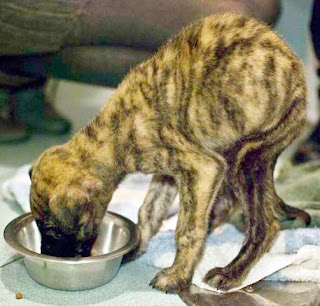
top-left (48, 186), bottom-right (89, 232)
top-left (48, 177), bottom-right (104, 238)
top-left (28, 167), bottom-right (33, 180)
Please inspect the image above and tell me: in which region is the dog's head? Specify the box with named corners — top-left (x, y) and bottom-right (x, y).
top-left (29, 145), bottom-right (110, 257)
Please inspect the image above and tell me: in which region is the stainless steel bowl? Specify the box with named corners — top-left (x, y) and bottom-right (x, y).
top-left (4, 212), bottom-right (140, 291)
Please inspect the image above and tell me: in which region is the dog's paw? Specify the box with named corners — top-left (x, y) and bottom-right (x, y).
top-left (149, 267), bottom-right (190, 293)
top-left (203, 267), bottom-right (242, 292)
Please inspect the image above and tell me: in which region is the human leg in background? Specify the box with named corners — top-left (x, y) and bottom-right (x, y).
top-left (0, 0), bottom-right (76, 143)
top-left (0, 0), bottom-right (281, 144)
top-left (0, 74), bottom-right (72, 144)
top-left (0, 55), bottom-right (71, 138)
top-left (294, 0), bottom-right (320, 163)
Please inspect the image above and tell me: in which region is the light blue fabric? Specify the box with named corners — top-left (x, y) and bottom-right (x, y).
top-left (138, 226), bottom-right (244, 267)
top-left (138, 225), bottom-right (320, 283)
top-left (283, 228), bottom-right (320, 253)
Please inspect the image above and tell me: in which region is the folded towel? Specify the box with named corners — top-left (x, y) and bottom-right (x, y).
top-left (138, 224), bottom-right (320, 292)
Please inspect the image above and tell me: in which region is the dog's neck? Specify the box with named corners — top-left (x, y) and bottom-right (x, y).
top-left (67, 85), bottom-right (144, 189)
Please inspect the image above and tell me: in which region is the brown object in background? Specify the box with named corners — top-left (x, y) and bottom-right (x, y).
top-left (15, 292), bottom-right (23, 299)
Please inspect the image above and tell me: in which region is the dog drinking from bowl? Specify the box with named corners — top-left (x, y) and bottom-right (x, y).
top-left (29, 14), bottom-right (309, 292)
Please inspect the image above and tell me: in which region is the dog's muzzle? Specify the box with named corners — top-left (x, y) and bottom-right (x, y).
top-left (39, 226), bottom-right (96, 257)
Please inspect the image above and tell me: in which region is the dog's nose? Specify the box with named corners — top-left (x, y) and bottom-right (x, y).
top-left (41, 239), bottom-right (78, 257)
top-left (41, 234), bottom-right (96, 257)
top-left (41, 233), bottom-right (79, 257)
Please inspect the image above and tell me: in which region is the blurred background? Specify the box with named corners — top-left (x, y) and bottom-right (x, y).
top-left (0, 0), bottom-right (316, 170)
top-left (0, 0), bottom-right (317, 172)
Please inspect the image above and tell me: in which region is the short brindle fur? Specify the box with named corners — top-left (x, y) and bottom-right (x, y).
top-left (30, 13), bottom-right (310, 292)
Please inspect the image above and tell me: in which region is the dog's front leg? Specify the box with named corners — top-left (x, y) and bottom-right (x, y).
top-left (150, 152), bottom-right (226, 293)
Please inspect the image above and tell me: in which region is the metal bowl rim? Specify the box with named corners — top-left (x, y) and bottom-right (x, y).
top-left (4, 212), bottom-right (140, 264)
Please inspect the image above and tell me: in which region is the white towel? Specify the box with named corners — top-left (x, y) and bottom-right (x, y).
top-left (2, 165), bottom-right (320, 292)
top-left (138, 224), bottom-right (320, 292)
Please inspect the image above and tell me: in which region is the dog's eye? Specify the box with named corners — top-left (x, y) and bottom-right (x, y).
top-left (28, 168), bottom-right (33, 179)
top-left (45, 229), bottom-right (63, 239)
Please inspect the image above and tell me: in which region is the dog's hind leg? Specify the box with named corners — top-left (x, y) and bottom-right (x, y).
top-left (123, 174), bottom-right (178, 262)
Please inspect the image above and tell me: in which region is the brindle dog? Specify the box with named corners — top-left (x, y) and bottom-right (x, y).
top-left (29, 13), bottom-right (310, 292)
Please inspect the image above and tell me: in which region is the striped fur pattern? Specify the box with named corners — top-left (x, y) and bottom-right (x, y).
top-left (29, 13), bottom-right (309, 292)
